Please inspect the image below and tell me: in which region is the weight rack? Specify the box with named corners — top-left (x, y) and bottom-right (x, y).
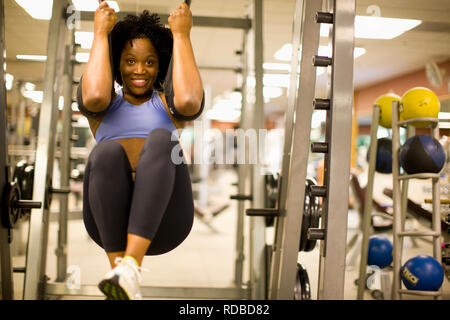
top-left (246, 0), bottom-right (355, 299)
top-left (390, 100), bottom-right (442, 300)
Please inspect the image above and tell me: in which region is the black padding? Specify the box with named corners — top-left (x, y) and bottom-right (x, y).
top-left (165, 91), bottom-right (205, 121)
top-left (76, 77), bottom-right (109, 118)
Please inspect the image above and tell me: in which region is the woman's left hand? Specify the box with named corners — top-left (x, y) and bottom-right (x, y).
top-left (168, 2), bottom-right (192, 37)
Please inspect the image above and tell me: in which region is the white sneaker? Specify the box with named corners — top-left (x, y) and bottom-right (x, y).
top-left (98, 256), bottom-right (146, 300)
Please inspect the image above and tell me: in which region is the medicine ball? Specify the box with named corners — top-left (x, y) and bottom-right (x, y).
top-left (400, 87), bottom-right (440, 128)
top-left (399, 135), bottom-right (446, 175)
top-left (366, 137), bottom-right (393, 174)
top-left (401, 255), bottom-right (444, 291)
top-left (367, 235), bottom-right (393, 269)
top-left (375, 93), bottom-right (401, 129)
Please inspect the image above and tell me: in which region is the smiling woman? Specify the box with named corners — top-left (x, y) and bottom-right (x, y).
top-left (76, 1), bottom-right (204, 300)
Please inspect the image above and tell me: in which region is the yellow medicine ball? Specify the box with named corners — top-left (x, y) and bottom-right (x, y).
top-left (400, 87), bottom-right (440, 128)
top-left (375, 93), bottom-right (401, 128)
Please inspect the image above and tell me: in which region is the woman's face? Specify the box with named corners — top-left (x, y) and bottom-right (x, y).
top-left (120, 38), bottom-right (159, 100)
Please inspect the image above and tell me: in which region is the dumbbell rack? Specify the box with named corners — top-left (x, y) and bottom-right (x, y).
top-left (251, 0), bottom-right (355, 299)
top-left (390, 100), bottom-right (442, 300)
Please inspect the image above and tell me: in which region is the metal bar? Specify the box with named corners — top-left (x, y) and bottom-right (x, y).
top-left (23, 0), bottom-right (69, 300)
top-left (248, 0), bottom-right (266, 300)
top-left (270, 0), bottom-right (322, 300)
top-left (356, 105), bottom-right (379, 300)
top-left (397, 231), bottom-right (441, 237)
top-left (0, 0), bottom-right (14, 301)
top-left (319, 0), bottom-right (355, 300)
top-left (391, 100), bottom-right (402, 300)
top-left (398, 289), bottom-right (441, 297)
top-left (399, 125), bottom-right (414, 265)
top-left (45, 283), bottom-right (250, 299)
top-left (267, 0), bottom-right (305, 299)
top-left (397, 118), bottom-right (439, 127)
top-left (233, 30), bottom-right (249, 289)
top-left (431, 119), bottom-right (442, 300)
top-left (55, 31), bottom-right (75, 283)
top-left (398, 173), bottom-right (440, 180)
top-left (80, 11), bottom-right (251, 30)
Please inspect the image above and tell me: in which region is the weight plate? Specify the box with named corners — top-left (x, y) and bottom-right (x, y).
top-left (294, 263), bottom-right (311, 300)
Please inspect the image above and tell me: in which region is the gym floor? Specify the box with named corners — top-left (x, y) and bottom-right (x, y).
top-left (9, 167), bottom-right (450, 300)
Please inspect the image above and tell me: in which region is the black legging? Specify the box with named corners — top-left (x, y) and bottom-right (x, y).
top-left (83, 128), bottom-right (194, 255)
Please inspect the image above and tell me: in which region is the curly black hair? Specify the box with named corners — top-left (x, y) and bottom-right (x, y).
top-left (110, 11), bottom-right (173, 91)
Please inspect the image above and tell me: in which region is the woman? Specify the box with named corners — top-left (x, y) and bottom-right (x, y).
top-left (77, 1), bottom-right (203, 300)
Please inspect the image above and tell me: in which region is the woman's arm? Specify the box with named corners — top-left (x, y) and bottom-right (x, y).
top-left (168, 2), bottom-right (204, 117)
top-left (81, 1), bottom-right (117, 113)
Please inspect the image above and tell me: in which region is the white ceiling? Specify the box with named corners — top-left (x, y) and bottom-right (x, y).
top-left (4, 0), bottom-right (450, 117)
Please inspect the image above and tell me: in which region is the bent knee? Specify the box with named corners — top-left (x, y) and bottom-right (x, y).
top-left (88, 140), bottom-right (128, 171)
top-left (143, 128), bottom-right (180, 154)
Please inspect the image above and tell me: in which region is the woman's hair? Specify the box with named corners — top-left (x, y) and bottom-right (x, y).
top-left (110, 11), bottom-right (173, 91)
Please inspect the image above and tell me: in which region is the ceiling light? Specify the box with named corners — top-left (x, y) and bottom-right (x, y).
top-left (16, 55), bottom-right (47, 61)
top-left (6, 74), bottom-right (14, 90)
top-left (318, 46), bottom-right (366, 59)
top-left (23, 90), bottom-right (43, 103)
top-left (15, 0), bottom-right (53, 20)
top-left (355, 16), bottom-right (421, 39)
top-left (24, 82), bottom-right (35, 91)
top-left (75, 32), bottom-right (94, 49)
top-left (72, 0), bottom-right (120, 12)
top-left (320, 16), bottom-right (421, 39)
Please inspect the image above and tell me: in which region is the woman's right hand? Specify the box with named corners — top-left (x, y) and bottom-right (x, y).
top-left (94, 1), bottom-right (117, 36)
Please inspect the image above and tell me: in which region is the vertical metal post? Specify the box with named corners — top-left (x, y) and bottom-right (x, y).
top-left (399, 125), bottom-right (414, 252)
top-left (317, 0), bottom-right (355, 300)
top-left (268, 0), bottom-right (306, 300)
top-left (248, 0), bottom-right (266, 300)
top-left (0, 0), bottom-right (14, 300)
top-left (234, 30), bottom-right (249, 288)
top-left (431, 122), bottom-right (442, 300)
top-left (23, 0), bottom-right (69, 299)
top-left (270, 0), bottom-right (324, 300)
top-left (390, 100), bottom-right (402, 300)
top-left (56, 31), bottom-right (75, 282)
top-left (356, 105), bottom-right (379, 299)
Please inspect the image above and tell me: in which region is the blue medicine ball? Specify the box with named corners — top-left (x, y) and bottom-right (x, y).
top-left (399, 135), bottom-right (446, 175)
top-left (367, 236), bottom-right (393, 268)
top-left (366, 137), bottom-right (393, 174)
top-left (401, 255), bottom-right (444, 291)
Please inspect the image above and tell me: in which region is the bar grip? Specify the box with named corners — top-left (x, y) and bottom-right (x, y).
top-left (309, 185), bottom-right (327, 197)
top-left (246, 208), bottom-right (280, 217)
top-left (49, 187), bottom-right (71, 194)
top-left (13, 200), bottom-right (42, 209)
top-left (313, 98), bottom-right (330, 110)
top-left (315, 12), bottom-right (333, 24)
top-left (308, 228), bottom-right (326, 240)
top-left (311, 142), bottom-right (328, 153)
top-left (230, 194), bottom-right (253, 201)
top-left (313, 55), bottom-right (332, 67)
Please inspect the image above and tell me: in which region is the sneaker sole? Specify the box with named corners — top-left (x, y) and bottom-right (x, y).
top-left (98, 275), bottom-right (131, 300)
